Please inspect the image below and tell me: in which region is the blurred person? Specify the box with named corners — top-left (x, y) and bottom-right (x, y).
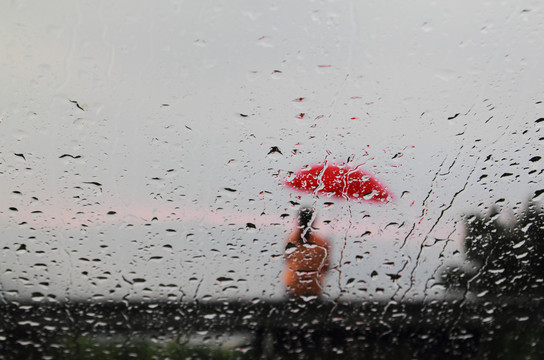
top-left (283, 207), bottom-right (330, 298)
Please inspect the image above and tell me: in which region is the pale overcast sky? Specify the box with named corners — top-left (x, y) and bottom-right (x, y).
top-left (1, 0), bottom-right (543, 302)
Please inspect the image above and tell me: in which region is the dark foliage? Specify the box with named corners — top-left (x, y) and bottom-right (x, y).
top-left (441, 203), bottom-right (544, 299)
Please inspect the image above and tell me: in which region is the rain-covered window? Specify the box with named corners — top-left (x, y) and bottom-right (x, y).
top-left (1, 1), bottom-right (543, 358)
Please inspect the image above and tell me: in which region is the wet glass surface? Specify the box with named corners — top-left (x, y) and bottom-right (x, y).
top-left (1, 1), bottom-right (543, 358)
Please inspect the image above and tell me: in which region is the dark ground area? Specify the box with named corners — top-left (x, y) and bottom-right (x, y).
top-left (1, 298), bottom-right (543, 359)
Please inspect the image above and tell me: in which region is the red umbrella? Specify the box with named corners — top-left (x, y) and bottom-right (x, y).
top-left (284, 163), bottom-right (392, 203)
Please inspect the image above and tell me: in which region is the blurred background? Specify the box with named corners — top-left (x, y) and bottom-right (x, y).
top-left (1, 0), bottom-right (543, 358)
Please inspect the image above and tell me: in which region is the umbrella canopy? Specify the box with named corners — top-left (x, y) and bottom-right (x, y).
top-left (284, 163), bottom-right (392, 202)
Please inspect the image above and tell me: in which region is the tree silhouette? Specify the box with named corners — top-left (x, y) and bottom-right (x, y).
top-left (440, 202), bottom-right (544, 300)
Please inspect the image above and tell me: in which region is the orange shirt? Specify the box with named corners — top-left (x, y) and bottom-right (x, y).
top-left (283, 229), bottom-right (330, 297)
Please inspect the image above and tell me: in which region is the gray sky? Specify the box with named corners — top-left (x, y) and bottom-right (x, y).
top-left (1, 0), bottom-right (543, 302)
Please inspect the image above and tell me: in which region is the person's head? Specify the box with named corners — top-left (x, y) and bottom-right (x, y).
top-left (298, 207), bottom-right (314, 229)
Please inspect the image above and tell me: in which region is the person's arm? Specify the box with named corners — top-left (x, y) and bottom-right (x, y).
top-left (284, 232), bottom-right (298, 260)
top-left (314, 234), bottom-right (330, 272)
top-left (323, 240), bottom-right (330, 272)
